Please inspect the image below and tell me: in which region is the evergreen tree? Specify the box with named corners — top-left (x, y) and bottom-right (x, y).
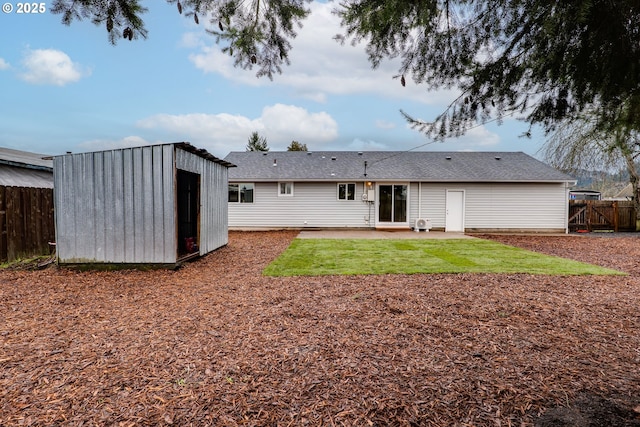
top-left (51, 1), bottom-right (640, 135)
top-left (287, 141), bottom-right (307, 151)
top-left (51, 0), bottom-right (310, 79)
top-left (246, 131), bottom-right (269, 152)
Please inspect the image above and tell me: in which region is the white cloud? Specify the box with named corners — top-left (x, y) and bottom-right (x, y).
top-left (186, 2), bottom-right (455, 105)
top-left (180, 32), bottom-right (202, 49)
top-left (0, 58), bottom-right (9, 70)
top-left (375, 119), bottom-right (396, 130)
top-left (260, 104), bottom-right (337, 142)
top-left (434, 126), bottom-right (501, 151)
top-left (20, 49), bottom-right (89, 86)
top-left (136, 103), bottom-right (339, 155)
top-left (345, 138), bottom-right (390, 151)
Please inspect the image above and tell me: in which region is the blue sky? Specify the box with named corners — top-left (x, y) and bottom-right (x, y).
top-left (0, 1), bottom-right (547, 159)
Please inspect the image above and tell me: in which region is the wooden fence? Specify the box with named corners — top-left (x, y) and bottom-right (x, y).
top-left (0, 186), bottom-right (55, 262)
top-left (568, 200), bottom-right (636, 232)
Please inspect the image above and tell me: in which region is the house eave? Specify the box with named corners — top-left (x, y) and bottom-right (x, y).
top-left (228, 178), bottom-right (577, 184)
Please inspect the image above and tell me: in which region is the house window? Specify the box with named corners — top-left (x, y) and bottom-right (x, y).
top-left (338, 183), bottom-right (356, 201)
top-left (229, 183), bottom-right (254, 203)
top-left (278, 182), bottom-right (293, 196)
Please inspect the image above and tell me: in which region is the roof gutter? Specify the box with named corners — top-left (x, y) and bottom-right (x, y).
top-left (0, 159), bottom-right (53, 172)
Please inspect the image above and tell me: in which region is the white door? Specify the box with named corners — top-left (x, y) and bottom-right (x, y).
top-left (445, 190), bottom-right (465, 232)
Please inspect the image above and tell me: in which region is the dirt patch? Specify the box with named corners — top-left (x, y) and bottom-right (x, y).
top-left (1, 231), bottom-right (639, 426)
top-left (535, 392), bottom-right (640, 427)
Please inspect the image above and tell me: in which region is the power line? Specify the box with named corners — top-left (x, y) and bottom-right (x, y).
top-left (367, 111), bottom-right (518, 168)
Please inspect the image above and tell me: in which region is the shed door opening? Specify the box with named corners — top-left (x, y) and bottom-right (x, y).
top-left (177, 170), bottom-right (200, 256)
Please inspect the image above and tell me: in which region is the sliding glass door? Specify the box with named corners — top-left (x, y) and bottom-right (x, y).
top-left (378, 184), bottom-right (407, 224)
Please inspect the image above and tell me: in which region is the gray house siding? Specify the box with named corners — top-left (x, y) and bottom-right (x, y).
top-left (229, 182), bottom-right (373, 228)
top-left (465, 183), bottom-right (568, 231)
top-left (409, 182), bottom-right (420, 226)
top-left (225, 151), bottom-right (575, 233)
top-left (54, 143), bottom-right (231, 265)
top-left (418, 184), bottom-right (447, 228)
top-left (417, 182), bottom-right (569, 231)
top-left (229, 180), bottom-right (570, 232)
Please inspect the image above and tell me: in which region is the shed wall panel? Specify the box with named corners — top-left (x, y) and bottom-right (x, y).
top-left (110, 151), bottom-right (126, 262)
top-left (151, 145), bottom-right (165, 261)
top-left (132, 148), bottom-right (144, 262)
top-left (77, 154), bottom-right (94, 258)
top-left (101, 152), bottom-right (112, 260)
top-left (93, 153), bottom-right (105, 261)
top-left (54, 146), bottom-right (178, 264)
top-left (176, 148), bottom-right (229, 253)
top-left (122, 149), bottom-right (135, 261)
top-left (162, 146), bottom-right (176, 261)
top-left (142, 148), bottom-right (154, 261)
top-left (204, 162), bottom-right (230, 252)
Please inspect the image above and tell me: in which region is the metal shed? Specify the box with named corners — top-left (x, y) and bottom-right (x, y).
top-left (53, 143), bottom-right (235, 266)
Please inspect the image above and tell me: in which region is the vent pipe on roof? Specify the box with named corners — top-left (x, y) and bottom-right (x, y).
top-left (273, 159), bottom-right (277, 166)
top-left (445, 156), bottom-right (452, 160)
top-left (331, 156), bottom-right (336, 161)
top-left (495, 156), bottom-right (501, 160)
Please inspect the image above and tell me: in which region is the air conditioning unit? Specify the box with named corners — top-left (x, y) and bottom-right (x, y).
top-left (414, 218), bottom-right (432, 232)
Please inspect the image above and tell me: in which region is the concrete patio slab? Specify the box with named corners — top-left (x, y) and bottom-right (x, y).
top-left (297, 229), bottom-right (474, 239)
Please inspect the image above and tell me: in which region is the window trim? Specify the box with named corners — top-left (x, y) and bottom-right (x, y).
top-left (229, 182), bottom-right (255, 203)
top-left (337, 182), bottom-right (356, 201)
top-left (278, 182), bottom-right (294, 197)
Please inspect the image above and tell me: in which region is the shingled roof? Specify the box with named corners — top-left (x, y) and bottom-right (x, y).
top-left (225, 151), bottom-right (575, 183)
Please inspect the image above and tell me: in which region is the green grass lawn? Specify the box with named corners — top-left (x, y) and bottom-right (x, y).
top-left (263, 238), bottom-right (624, 277)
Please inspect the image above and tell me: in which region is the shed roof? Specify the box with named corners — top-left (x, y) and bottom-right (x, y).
top-left (0, 147), bottom-right (53, 188)
top-left (175, 142), bottom-right (236, 168)
top-left (0, 147), bottom-right (53, 171)
top-left (52, 142), bottom-right (235, 168)
top-left (224, 151), bottom-right (575, 183)
top-left (0, 165), bottom-right (53, 188)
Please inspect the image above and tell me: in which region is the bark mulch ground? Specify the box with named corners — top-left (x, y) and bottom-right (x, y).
top-left (1, 231), bottom-right (639, 426)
